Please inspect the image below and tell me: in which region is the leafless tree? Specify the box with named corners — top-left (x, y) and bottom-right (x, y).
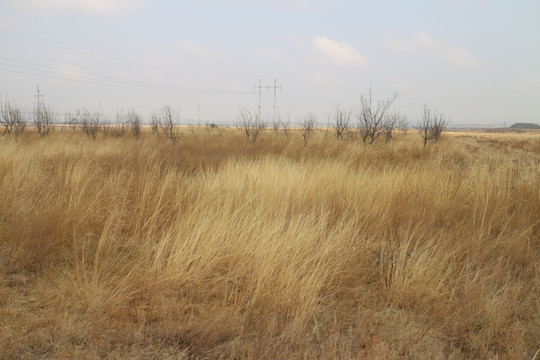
top-left (381, 113), bottom-right (401, 143)
top-left (79, 109), bottom-right (101, 140)
top-left (358, 89), bottom-right (398, 144)
top-left (151, 113), bottom-right (160, 136)
top-left (238, 108), bottom-right (252, 140)
top-left (333, 104), bottom-right (352, 140)
top-left (272, 121), bottom-right (279, 135)
top-left (323, 116), bottom-right (331, 138)
top-left (107, 112), bottom-right (126, 139)
top-left (1, 98), bottom-right (16, 137)
top-left (101, 119), bottom-right (111, 137)
top-left (126, 110), bottom-right (141, 139)
top-left (300, 114), bottom-right (316, 147)
top-left (112, 123), bottom-right (126, 139)
top-left (13, 115), bottom-right (26, 142)
top-left (33, 105), bottom-right (55, 137)
top-left (1, 99), bottom-right (26, 142)
top-left (397, 116), bottom-right (409, 136)
top-left (64, 113), bottom-right (78, 132)
top-left (419, 104), bottom-right (449, 146)
top-left (238, 107), bottom-right (263, 143)
top-left (280, 114), bottom-right (291, 139)
top-left (158, 105), bottom-right (180, 145)
top-left (252, 114), bottom-right (265, 143)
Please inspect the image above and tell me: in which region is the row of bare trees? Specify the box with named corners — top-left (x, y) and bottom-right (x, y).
top-left (2, 95), bottom-right (446, 146)
top-left (0, 99), bottom-right (183, 144)
top-left (1, 101), bottom-right (181, 144)
top-left (61, 106), bottom-right (180, 143)
top-left (325, 90), bottom-right (445, 146)
top-left (237, 88), bottom-right (447, 147)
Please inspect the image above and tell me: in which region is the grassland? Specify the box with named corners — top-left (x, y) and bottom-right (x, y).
top-left (0, 128), bottom-right (539, 359)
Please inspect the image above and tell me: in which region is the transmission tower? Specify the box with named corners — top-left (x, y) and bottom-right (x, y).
top-left (254, 79), bottom-right (281, 123)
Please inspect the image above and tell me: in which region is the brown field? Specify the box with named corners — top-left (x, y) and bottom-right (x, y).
top-left (0, 128), bottom-right (539, 359)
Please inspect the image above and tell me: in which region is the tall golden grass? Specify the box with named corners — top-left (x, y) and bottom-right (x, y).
top-left (0, 129), bottom-right (539, 359)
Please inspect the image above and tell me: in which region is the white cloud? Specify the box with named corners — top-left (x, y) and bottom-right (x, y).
top-left (177, 41), bottom-right (207, 57)
top-left (312, 36), bottom-right (367, 67)
top-left (443, 46), bottom-right (480, 69)
top-left (10, 0), bottom-right (144, 16)
top-left (289, 65), bottom-right (342, 86)
top-left (55, 64), bottom-right (92, 82)
top-left (392, 77), bottom-right (413, 92)
top-left (386, 32), bottom-right (480, 69)
top-left (176, 41), bottom-right (224, 61)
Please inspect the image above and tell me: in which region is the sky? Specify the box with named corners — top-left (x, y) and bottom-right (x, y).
top-left (0, 0), bottom-right (539, 126)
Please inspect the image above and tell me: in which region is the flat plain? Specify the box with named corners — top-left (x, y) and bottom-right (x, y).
top-left (0, 128), bottom-right (539, 359)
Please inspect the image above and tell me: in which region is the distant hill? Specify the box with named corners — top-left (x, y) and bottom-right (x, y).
top-left (509, 122), bottom-right (540, 129)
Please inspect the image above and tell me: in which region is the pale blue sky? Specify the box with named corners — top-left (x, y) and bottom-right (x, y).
top-left (1, 0), bottom-right (539, 126)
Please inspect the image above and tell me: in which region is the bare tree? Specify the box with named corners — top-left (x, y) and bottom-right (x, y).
top-left (300, 114), bottom-right (316, 147)
top-left (1, 99), bottom-right (26, 142)
top-left (151, 113), bottom-right (160, 136)
top-left (64, 113), bottom-right (78, 132)
top-left (79, 109), bottom-right (101, 140)
top-left (323, 115), bottom-right (331, 138)
top-left (238, 107), bottom-right (253, 141)
top-left (13, 115), bottom-right (26, 142)
top-left (238, 107), bottom-right (263, 143)
top-left (252, 116), bottom-right (265, 143)
top-left (108, 112), bottom-right (126, 139)
top-left (1, 98), bottom-right (16, 137)
top-left (430, 114), bottom-right (448, 143)
top-left (33, 105), bottom-right (55, 137)
top-left (419, 104), bottom-right (449, 146)
top-left (333, 105), bottom-right (351, 140)
top-left (272, 115), bottom-right (280, 136)
top-left (127, 110), bottom-right (141, 139)
top-left (381, 113), bottom-right (401, 143)
top-left (280, 114), bottom-right (291, 139)
top-left (101, 119), bottom-right (111, 137)
top-left (358, 89), bottom-right (398, 144)
top-left (158, 105), bottom-right (180, 145)
top-left (397, 116), bottom-right (409, 136)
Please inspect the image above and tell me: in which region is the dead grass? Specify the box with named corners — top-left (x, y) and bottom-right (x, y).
top-left (0, 128), bottom-right (539, 359)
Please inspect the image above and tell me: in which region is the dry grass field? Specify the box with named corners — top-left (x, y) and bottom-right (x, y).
top-left (0, 128), bottom-right (539, 359)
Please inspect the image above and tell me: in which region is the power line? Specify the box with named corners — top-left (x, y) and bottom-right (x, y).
top-left (0, 60), bottom-right (253, 94)
top-left (0, 19), bottom-right (158, 65)
top-left (0, 19), bottom-right (244, 79)
top-left (0, 56), bottom-right (182, 90)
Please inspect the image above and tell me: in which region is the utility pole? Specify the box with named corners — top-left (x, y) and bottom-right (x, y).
top-left (258, 79), bottom-right (262, 122)
top-left (254, 79), bottom-right (281, 124)
top-left (273, 79), bottom-right (278, 126)
top-left (34, 85), bottom-right (43, 122)
top-left (34, 85), bottom-right (43, 110)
